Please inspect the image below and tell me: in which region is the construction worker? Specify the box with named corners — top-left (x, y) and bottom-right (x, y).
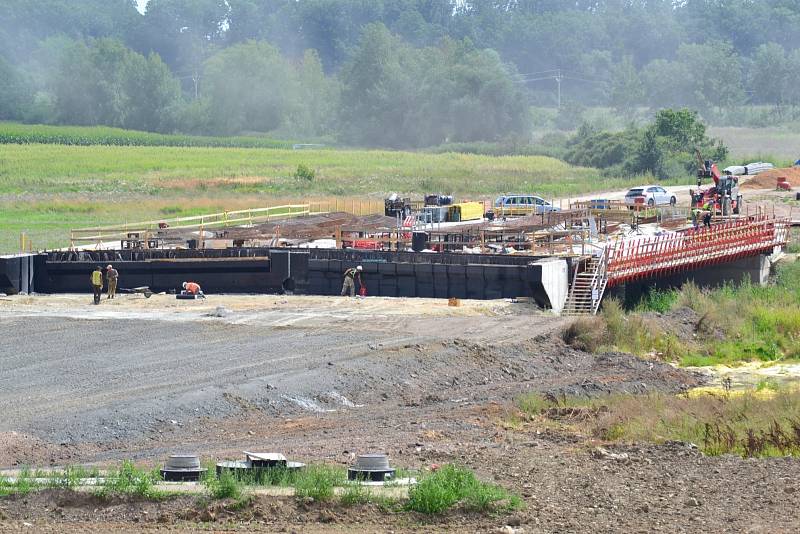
top-left (182, 281), bottom-right (205, 298)
top-left (702, 200), bottom-right (713, 228)
top-left (691, 207), bottom-right (703, 229)
top-left (90, 266), bottom-right (103, 305)
top-left (105, 264), bottom-right (118, 299)
top-left (341, 265), bottom-right (362, 297)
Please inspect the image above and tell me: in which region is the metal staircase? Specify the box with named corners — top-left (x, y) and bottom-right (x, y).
top-left (563, 250), bottom-right (609, 316)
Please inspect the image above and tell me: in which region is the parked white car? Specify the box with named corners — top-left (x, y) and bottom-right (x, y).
top-left (624, 186), bottom-right (676, 209)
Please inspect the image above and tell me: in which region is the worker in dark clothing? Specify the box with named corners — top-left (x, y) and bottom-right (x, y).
top-left (341, 265), bottom-right (363, 297)
top-left (105, 264), bottom-right (118, 299)
top-left (702, 200), bottom-right (713, 228)
top-left (91, 266), bottom-right (103, 304)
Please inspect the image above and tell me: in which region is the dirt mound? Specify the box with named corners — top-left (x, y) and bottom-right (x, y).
top-left (0, 432), bottom-right (94, 467)
top-left (741, 166), bottom-right (800, 190)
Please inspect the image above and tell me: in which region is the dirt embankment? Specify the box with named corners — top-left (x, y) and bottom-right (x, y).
top-left (741, 166), bottom-right (800, 190)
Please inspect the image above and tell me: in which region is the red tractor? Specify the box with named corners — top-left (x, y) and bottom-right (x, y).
top-left (690, 149), bottom-right (742, 215)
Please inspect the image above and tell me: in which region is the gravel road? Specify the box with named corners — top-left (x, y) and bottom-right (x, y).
top-left (0, 294), bottom-right (693, 466)
top-left (0, 295), bottom-right (563, 454)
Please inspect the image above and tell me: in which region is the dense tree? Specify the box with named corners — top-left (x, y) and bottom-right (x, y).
top-left (641, 59), bottom-right (695, 109)
top-left (565, 108), bottom-right (727, 179)
top-left (0, 0), bottom-right (140, 62)
top-left (750, 43), bottom-right (793, 109)
top-left (0, 57), bottom-right (31, 120)
top-left (609, 57), bottom-right (644, 115)
top-left (676, 42), bottom-right (745, 112)
top-left (203, 41), bottom-right (300, 135)
top-left (3, 0), bottom-right (800, 141)
top-left (135, 0), bottom-right (229, 97)
top-left (340, 25), bottom-right (529, 147)
top-left (293, 50), bottom-right (341, 137)
top-left (48, 38), bottom-right (181, 131)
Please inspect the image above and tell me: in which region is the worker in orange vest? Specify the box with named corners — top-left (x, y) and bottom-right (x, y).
top-left (182, 281), bottom-right (205, 298)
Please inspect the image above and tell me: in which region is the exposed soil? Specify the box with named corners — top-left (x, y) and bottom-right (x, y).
top-left (0, 294), bottom-right (798, 532)
top-left (741, 167), bottom-right (800, 190)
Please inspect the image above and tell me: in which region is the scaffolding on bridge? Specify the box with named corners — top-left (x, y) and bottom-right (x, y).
top-left (564, 215), bottom-right (790, 315)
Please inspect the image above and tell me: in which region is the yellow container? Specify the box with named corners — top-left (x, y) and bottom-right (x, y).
top-left (447, 201), bottom-right (484, 222)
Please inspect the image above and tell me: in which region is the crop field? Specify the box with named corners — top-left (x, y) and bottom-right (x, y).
top-left (0, 139), bottom-right (663, 252)
top-left (0, 121), bottom-right (293, 149)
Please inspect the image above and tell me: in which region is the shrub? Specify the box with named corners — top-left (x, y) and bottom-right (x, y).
top-left (294, 163), bottom-right (315, 181)
top-left (636, 289), bottom-right (678, 313)
top-left (562, 317), bottom-right (604, 352)
top-left (516, 393), bottom-right (551, 415)
top-left (406, 464), bottom-right (521, 515)
top-left (204, 469), bottom-right (244, 500)
top-left (339, 481), bottom-right (373, 506)
top-left (293, 464), bottom-right (343, 502)
top-left (96, 461), bottom-right (164, 500)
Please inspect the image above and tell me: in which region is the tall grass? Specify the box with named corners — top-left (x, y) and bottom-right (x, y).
top-left (565, 262), bottom-right (800, 366)
top-left (293, 464), bottom-right (345, 502)
top-left (406, 464), bottom-right (521, 514)
top-left (516, 388), bottom-right (800, 458)
top-left (94, 460), bottom-right (166, 501)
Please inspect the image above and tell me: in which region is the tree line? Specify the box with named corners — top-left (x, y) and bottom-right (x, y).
top-left (1, 0), bottom-right (800, 147)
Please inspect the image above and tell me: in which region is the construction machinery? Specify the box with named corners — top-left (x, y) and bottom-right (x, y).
top-left (690, 149), bottom-right (742, 215)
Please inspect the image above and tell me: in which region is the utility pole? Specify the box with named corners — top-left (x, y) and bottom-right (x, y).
top-left (555, 69), bottom-right (563, 108)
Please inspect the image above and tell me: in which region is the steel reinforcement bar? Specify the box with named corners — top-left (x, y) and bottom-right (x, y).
top-left (605, 215), bottom-right (789, 286)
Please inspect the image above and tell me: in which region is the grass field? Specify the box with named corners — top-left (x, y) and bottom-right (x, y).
top-left (709, 126), bottom-right (800, 163)
top-left (0, 141), bottom-right (661, 252)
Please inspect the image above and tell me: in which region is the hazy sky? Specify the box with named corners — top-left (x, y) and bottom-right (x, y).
top-left (136, 0), bottom-right (148, 14)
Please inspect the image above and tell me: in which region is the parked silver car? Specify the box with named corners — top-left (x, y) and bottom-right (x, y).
top-left (493, 194), bottom-right (559, 215)
top-left (624, 186), bottom-right (676, 209)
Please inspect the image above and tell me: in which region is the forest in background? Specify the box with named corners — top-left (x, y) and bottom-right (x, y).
top-left (2, 0), bottom-right (800, 148)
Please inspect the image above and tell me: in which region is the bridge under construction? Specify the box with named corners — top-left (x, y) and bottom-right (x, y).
top-left (0, 200), bottom-right (792, 315)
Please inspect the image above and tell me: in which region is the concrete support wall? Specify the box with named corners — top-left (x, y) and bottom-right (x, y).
top-left (0, 254), bottom-right (36, 294)
top-left (530, 258), bottom-right (569, 314)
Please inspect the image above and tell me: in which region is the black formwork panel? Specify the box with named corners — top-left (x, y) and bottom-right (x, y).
top-left (378, 262), bottom-right (396, 276)
top-left (447, 264), bottom-right (467, 299)
top-left (465, 265), bottom-right (486, 300)
top-left (380, 275), bottom-right (398, 297)
top-left (432, 264), bottom-right (449, 298)
top-left (502, 266), bottom-right (526, 298)
top-left (483, 265), bottom-right (505, 300)
top-left (362, 262), bottom-right (380, 275)
top-left (0, 254), bottom-right (35, 294)
top-left (360, 273), bottom-right (379, 296)
top-left (308, 259), bottom-right (328, 272)
top-left (397, 276), bottom-right (417, 297)
top-left (416, 282), bottom-right (435, 298)
top-left (308, 270), bottom-right (329, 294)
top-left (269, 249), bottom-right (309, 290)
top-left (433, 275), bottom-right (449, 298)
top-left (326, 271), bottom-right (342, 295)
top-left (328, 259), bottom-right (342, 275)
